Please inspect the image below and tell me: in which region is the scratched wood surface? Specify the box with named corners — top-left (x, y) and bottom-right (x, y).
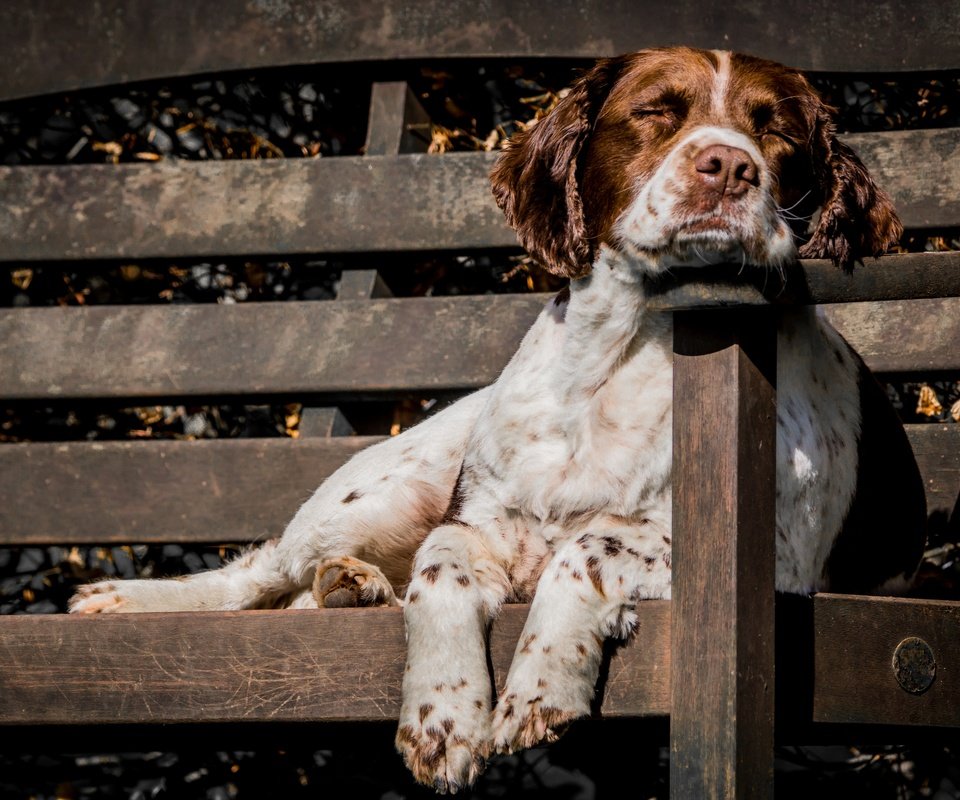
top-left (2, 0), bottom-right (958, 101)
top-left (0, 130), bottom-right (956, 262)
top-left (2, 597), bottom-right (957, 728)
top-left (0, 603), bottom-right (672, 725)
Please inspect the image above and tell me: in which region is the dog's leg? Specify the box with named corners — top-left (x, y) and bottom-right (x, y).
top-left (395, 523), bottom-right (510, 793)
top-left (69, 538), bottom-right (295, 613)
top-left (70, 389), bottom-right (490, 614)
top-left (491, 516), bottom-right (671, 753)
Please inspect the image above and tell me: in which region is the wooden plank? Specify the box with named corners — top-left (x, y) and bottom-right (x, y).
top-left (364, 82), bottom-right (431, 157)
top-left (2, 0), bottom-right (959, 101)
top-left (0, 437), bottom-right (380, 544)
top-left (0, 129), bottom-right (956, 262)
top-left (0, 154), bottom-right (517, 262)
top-left (813, 594), bottom-right (960, 728)
top-left (0, 424), bottom-right (953, 546)
top-left (298, 407), bottom-right (357, 438)
top-left (0, 295), bottom-right (544, 400)
top-left (646, 251), bottom-right (960, 310)
top-left (823, 297), bottom-right (960, 374)
top-left (0, 602), bottom-right (671, 725)
top-left (850, 129), bottom-right (960, 230)
top-left (909, 425), bottom-right (960, 519)
top-left (0, 289), bottom-right (956, 402)
top-left (0, 425), bottom-right (953, 545)
top-left (336, 269), bottom-right (392, 300)
top-left (670, 310), bottom-right (778, 799)
top-left (0, 596), bottom-right (956, 729)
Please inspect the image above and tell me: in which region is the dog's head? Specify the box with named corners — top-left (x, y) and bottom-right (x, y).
top-left (491, 47), bottom-right (902, 278)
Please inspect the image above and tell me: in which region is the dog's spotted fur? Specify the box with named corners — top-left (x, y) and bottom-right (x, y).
top-left (71, 48), bottom-right (926, 792)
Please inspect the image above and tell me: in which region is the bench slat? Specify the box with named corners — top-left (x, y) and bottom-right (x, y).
top-left (0, 154), bottom-right (516, 261)
top-left (0, 596), bottom-right (957, 728)
top-left (0, 295), bottom-right (544, 400)
top-left (823, 297), bottom-right (960, 374)
top-left (0, 289), bottom-right (957, 402)
top-left (0, 603), bottom-right (672, 724)
top-left (0, 437), bottom-right (382, 544)
top-left (0, 425), bottom-right (954, 546)
top-left (3, 0), bottom-right (959, 101)
top-left (0, 130), bottom-right (957, 262)
top-left (814, 594), bottom-right (960, 728)
top-left (647, 252), bottom-right (960, 310)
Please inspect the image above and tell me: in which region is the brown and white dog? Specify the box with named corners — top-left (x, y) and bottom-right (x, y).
top-left (71, 48), bottom-right (926, 792)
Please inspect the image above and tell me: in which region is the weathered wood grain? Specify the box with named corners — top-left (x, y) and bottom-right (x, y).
top-left (0, 130), bottom-right (956, 262)
top-left (364, 82), bottom-right (430, 157)
top-left (0, 603), bottom-right (671, 725)
top-left (0, 287), bottom-right (957, 402)
top-left (0, 295), bottom-right (544, 400)
top-left (2, 596), bottom-right (959, 727)
top-left (0, 425), bottom-right (953, 546)
top-left (813, 594), bottom-right (960, 727)
top-left (0, 154), bottom-right (517, 261)
top-left (670, 310), bottom-right (778, 799)
top-left (2, 0), bottom-right (959, 100)
top-left (909, 425), bottom-right (960, 519)
top-left (823, 297), bottom-right (960, 375)
top-left (0, 437), bottom-right (381, 544)
top-left (645, 252), bottom-right (960, 310)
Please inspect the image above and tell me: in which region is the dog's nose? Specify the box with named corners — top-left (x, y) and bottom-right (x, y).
top-left (694, 145), bottom-right (759, 197)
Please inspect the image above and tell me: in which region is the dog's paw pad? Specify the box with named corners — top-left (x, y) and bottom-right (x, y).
top-left (312, 557), bottom-right (398, 608)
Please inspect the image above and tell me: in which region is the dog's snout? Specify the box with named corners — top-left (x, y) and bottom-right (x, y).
top-left (694, 144), bottom-right (759, 197)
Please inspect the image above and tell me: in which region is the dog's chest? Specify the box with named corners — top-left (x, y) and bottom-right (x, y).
top-left (468, 311), bottom-right (675, 537)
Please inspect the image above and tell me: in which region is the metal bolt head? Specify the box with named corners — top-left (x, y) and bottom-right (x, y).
top-left (892, 636), bottom-right (936, 695)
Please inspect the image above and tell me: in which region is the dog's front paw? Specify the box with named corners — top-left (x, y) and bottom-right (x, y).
top-left (396, 688), bottom-right (491, 793)
top-left (491, 685), bottom-right (578, 754)
top-left (312, 556), bottom-right (398, 608)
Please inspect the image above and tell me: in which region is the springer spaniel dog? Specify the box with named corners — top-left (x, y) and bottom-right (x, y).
top-left (72, 47), bottom-right (927, 792)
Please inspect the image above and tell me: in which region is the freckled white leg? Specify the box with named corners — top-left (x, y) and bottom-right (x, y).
top-left (396, 524), bottom-right (510, 793)
top-left (491, 525), bottom-right (671, 753)
top-left (69, 539), bottom-right (297, 613)
top-left (69, 390), bottom-right (486, 615)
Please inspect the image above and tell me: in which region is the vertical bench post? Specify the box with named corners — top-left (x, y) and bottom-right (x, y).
top-left (670, 308), bottom-right (778, 799)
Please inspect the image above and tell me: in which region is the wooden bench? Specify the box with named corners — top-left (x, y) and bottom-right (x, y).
top-left (1, 2), bottom-right (960, 797)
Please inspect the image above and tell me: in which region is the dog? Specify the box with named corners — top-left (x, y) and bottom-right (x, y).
top-left (71, 47), bottom-right (927, 793)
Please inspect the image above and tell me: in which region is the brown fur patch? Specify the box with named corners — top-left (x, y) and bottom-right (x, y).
top-left (420, 564), bottom-right (442, 583)
top-left (585, 555), bottom-right (605, 596)
top-left (341, 490), bottom-right (362, 504)
top-left (600, 536), bottom-right (623, 556)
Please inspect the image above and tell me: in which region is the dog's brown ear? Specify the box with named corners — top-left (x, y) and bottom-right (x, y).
top-left (491, 58), bottom-right (624, 279)
top-left (798, 100), bottom-right (902, 271)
